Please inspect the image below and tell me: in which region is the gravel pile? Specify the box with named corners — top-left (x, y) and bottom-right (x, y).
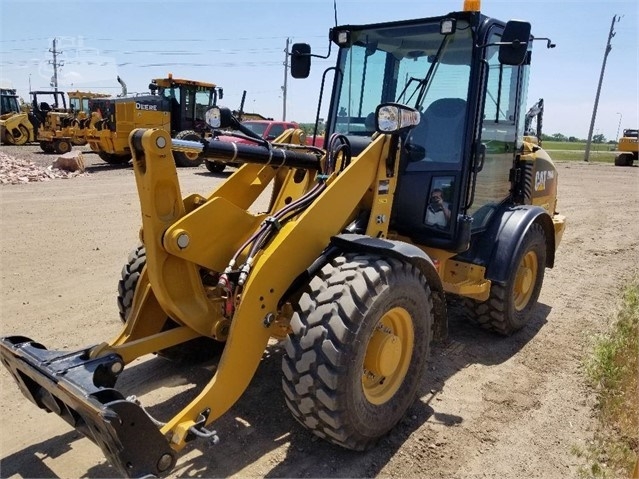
top-left (0, 151), bottom-right (88, 185)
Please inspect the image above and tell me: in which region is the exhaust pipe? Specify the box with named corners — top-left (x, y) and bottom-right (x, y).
top-left (117, 76), bottom-right (127, 97)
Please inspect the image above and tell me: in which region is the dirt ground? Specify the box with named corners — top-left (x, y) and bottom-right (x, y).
top-left (0, 144), bottom-right (637, 479)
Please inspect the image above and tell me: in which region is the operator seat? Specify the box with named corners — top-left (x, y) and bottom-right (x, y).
top-left (408, 97), bottom-right (467, 164)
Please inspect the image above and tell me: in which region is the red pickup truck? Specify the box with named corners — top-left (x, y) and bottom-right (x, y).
top-left (205, 120), bottom-right (300, 173)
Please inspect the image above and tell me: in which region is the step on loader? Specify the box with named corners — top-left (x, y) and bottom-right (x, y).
top-left (1, 2), bottom-right (565, 477)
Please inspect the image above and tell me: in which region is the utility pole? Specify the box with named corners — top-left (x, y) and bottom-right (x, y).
top-left (49, 38), bottom-right (63, 93)
top-left (584, 15), bottom-right (620, 162)
top-left (282, 37), bottom-right (290, 121)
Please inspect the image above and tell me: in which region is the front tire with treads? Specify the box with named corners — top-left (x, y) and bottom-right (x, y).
top-left (282, 253), bottom-right (433, 450)
top-left (117, 245), bottom-right (224, 363)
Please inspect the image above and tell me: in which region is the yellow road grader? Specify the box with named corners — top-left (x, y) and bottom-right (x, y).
top-left (0, 2), bottom-right (564, 477)
top-left (87, 74), bottom-right (223, 166)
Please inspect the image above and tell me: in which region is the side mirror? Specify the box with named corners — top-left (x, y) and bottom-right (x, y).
top-left (290, 43), bottom-right (311, 79)
top-left (217, 88), bottom-right (223, 100)
top-left (499, 20), bottom-right (531, 65)
top-left (375, 103), bottom-right (420, 134)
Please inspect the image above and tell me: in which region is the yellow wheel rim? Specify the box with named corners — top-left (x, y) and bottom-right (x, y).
top-left (184, 151), bottom-right (199, 161)
top-left (362, 307), bottom-right (414, 405)
top-left (514, 251), bottom-right (538, 311)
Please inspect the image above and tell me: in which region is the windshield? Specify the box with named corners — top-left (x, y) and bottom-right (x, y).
top-left (1, 95), bottom-right (20, 114)
top-left (241, 122), bottom-right (268, 137)
top-left (332, 19), bottom-right (473, 135)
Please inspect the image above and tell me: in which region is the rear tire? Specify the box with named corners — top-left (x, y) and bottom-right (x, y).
top-left (282, 254), bottom-right (433, 450)
top-left (173, 130), bottom-right (204, 167)
top-left (117, 245), bottom-right (224, 363)
top-left (462, 222), bottom-right (546, 335)
top-left (614, 153), bottom-right (634, 167)
top-left (54, 139), bottom-right (72, 154)
top-left (205, 160), bottom-right (226, 173)
top-left (98, 151), bottom-right (132, 165)
top-left (39, 141), bottom-right (55, 153)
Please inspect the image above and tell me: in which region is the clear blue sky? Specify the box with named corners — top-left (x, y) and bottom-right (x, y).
top-left (1, 0), bottom-right (637, 140)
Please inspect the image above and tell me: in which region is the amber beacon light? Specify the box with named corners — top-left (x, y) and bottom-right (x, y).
top-left (464, 0), bottom-right (481, 11)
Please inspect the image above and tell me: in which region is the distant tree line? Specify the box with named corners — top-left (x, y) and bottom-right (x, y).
top-left (542, 132), bottom-right (616, 144)
top-left (299, 124), bottom-right (617, 145)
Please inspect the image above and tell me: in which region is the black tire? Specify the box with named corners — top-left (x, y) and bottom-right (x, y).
top-left (282, 253), bottom-right (433, 450)
top-left (54, 139), bottom-right (72, 154)
top-left (462, 222), bottom-right (547, 335)
top-left (39, 141), bottom-right (55, 153)
top-left (614, 153), bottom-right (634, 167)
top-left (205, 160), bottom-right (226, 173)
top-left (98, 151), bottom-right (132, 165)
top-left (173, 130), bottom-right (204, 167)
top-left (117, 245), bottom-right (224, 363)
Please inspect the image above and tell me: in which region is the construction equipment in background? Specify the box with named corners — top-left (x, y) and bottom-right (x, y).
top-left (232, 89), bottom-right (274, 122)
top-left (30, 90), bottom-right (79, 154)
top-left (87, 74), bottom-right (223, 166)
top-left (0, 2), bottom-right (564, 477)
top-left (524, 98), bottom-right (544, 146)
top-left (67, 90), bottom-right (111, 146)
top-left (0, 88), bottom-right (35, 145)
top-left (615, 128), bottom-right (638, 166)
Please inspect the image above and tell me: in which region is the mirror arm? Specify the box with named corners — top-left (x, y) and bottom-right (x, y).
top-left (477, 40), bottom-right (525, 48)
top-left (478, 37), bottom-right (555, 50)
top-left (533, 37), bottom-right (556, 49)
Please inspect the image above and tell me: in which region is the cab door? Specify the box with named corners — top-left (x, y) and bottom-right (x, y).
top-left (467, 27), bottom-right (530, 230)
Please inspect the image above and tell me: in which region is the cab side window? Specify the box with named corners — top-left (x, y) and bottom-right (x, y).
top-left (470, 30), bottom-right (524, 229)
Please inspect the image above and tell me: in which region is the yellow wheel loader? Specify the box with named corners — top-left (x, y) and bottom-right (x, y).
top-left (87, 74), bottom-right (223, 167)
top-left (0, 2), bottom-right (565, 477)
top-left (615, 128), bottom-right (638, 166)
top-left (0, 88), bottom-right (35, 145)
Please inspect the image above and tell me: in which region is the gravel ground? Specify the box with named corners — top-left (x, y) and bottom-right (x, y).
top-left (1, 142), bottom-right (638, 479)
top-left (1, 143), bottom-right (97, 167)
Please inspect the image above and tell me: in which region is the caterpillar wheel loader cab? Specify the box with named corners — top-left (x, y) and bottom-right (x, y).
top-left (615, 128), bottom-right (638, 166)
top-left (0, 2), bottom-right (565, 477)
top-left (87, 74), bottom-right (223, 166)
top-left (0, 88), bottom-right (35, 145)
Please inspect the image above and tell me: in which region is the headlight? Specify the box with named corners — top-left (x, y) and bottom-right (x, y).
top-left (375, 103), bottom-right (420, 133)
